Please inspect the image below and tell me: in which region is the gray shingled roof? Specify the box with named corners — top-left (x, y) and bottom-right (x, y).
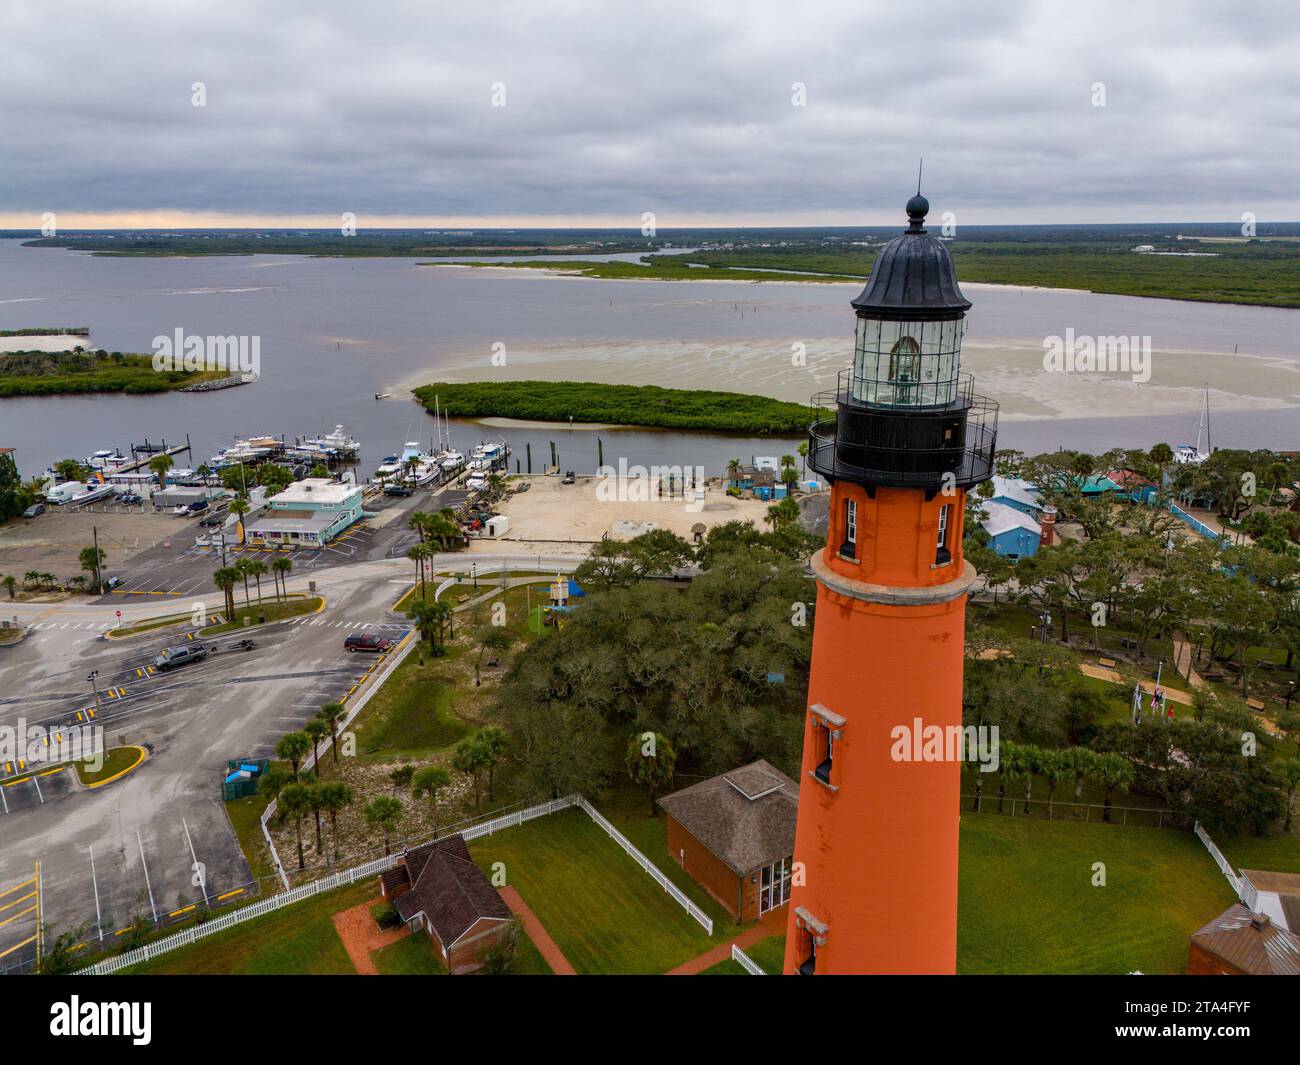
top-left (392, 834), bottom-right (511, 947)
top-left (657, 759), bottom-right (798, 875)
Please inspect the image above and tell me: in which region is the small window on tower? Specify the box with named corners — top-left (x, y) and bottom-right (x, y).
top-left (840, 498), bottom-right (857, 560)
top-left (935, 503), bottom-right (952, 566)
top-left (815, 725), bottom-right (834, 785)
top-left (799, 933), bottom-right (817, 976)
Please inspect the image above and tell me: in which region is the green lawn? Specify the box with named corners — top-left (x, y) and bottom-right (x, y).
top-left (200, 595), bottom-right (322, 635)
top-left (597, 787), bottom-right (741, 933)
top-left (224, 791), bottom-right (278, 885)
top-left (349, 654), bottom-right (470, 762)
top-left (372, 933), bottom-right (446, 975)
top-left (127, 881), bottom-right (376, 975)
top-left (74, 746), bottom-right (142, 786)
top-left (1220, 833), bottom-right (1300, 875)
top-left (746, 934), bottom-right (787, 974)
top-left (467, 808), bottom-right (716, 974)
top-left (957, 816), bottom-right (1237, 974)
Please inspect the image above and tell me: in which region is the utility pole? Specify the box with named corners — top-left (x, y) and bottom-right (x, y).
top-left (92, 524), bottom-right (102, 593)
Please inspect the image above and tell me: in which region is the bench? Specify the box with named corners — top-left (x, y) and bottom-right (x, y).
top-left (1246, 698), bottom-right (1266, 711)
top-left (1097, 657), bottom-right (1118, 670)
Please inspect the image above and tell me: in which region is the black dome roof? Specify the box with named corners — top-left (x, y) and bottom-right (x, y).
top-left (851, 196), bottom-right (970, 317)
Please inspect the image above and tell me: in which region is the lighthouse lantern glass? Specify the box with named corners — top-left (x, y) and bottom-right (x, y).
top-left (851, 316), bottom-right (965, 407)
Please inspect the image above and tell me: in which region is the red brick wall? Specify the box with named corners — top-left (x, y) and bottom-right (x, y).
top-left (666, 815), bottom-right (745, 921)
top-left (440, 917), bottom-right (511, 975)
top-left (1186, 941), bottom-right (1244, 975)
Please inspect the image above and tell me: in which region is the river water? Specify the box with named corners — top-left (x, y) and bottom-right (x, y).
top-left (1, 238), bottom-right (1296, 477)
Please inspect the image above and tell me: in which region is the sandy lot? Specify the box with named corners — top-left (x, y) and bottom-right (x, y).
top-left (484, 474), bottom-right (773, 545)
top-left (0, 505), bottom-right (196, 582)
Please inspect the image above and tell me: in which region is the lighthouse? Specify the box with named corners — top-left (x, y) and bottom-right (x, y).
top-left (783, 192), bottom-right (998, 975)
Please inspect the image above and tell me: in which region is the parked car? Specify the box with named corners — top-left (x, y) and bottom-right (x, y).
top-left (186, 499), bottom-right (210, 514)
top-left (384, 484), bottom-right (414, 497)
top-left (465, 476), bottom-right (487, 491)
top-left (116, 493), bottom-right (142, 505)
top-left (22, 503), bottom-right (45, 518)
top-left (561, 470), bottom-right (576, 485)
top-left (105, 576), bottom-right (123, 590)
top-left (199, 512), bottom-right (225, 526)
top-left (153, 643), bottom-right (208, 670)
top-left (344, 632), bottom-right (394, 654)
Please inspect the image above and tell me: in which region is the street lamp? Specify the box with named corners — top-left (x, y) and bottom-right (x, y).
top-left (471, 563), bottom-right (478, 590)
top-left (1287, 681), bottom-right (1296, 711)
top-left (87, 670), bottom-right (100, 707)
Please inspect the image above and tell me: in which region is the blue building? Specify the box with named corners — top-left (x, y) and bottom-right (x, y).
top-left (244, 477), bottom-right (366, 548)
top-left (989, 476), bottom-right (1042, 518)
top-left (979, 500), bottom-right (1042, 560)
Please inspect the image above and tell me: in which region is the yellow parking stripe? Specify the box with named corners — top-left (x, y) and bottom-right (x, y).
top-left (0, 890), bottom-right (36, 913)
top-left (216, 888), bottom-right (244, 901)
top-left (0, 934), bottom-right (38, 960)
top-left (169, 904), bottom-right (196, 918)
top-left (0, 904), bottom-right (37, 929)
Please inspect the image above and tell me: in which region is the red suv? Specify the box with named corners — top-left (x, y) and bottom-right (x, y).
top-left (344, 632), bottom-right (394, 653)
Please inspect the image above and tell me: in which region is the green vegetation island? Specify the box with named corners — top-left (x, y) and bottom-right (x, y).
top-left (0, 349), bottom-right (230, 397)
top-left (413, 380), bottom-right (810, 434)
top-left (0, 326), bottom-right (90, 337)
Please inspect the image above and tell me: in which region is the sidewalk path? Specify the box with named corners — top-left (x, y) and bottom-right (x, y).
top-left (666, 924), bottom-right (770, 976)
top-left (1172, 631), bottom-right (1206, 689)
top-left (499, 885), bottom-right (577, 975)
top-left (333, 898), bottom-right (409, 975)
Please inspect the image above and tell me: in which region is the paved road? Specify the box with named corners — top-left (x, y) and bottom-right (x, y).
top-left (0, 551), bottom-right (583, 971)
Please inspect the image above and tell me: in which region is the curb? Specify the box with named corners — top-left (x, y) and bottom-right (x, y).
top-left (84, 745), bottom-right (149, 789)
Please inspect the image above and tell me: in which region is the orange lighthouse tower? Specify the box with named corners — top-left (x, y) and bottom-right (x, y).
top-left (783, 192), bottom-right (997, 975)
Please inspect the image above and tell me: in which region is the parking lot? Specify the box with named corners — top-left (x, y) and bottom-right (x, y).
top-left (0, 569), bottom-right (409, 972)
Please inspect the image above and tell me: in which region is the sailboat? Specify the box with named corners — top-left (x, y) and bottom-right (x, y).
top-left (1173, 384), bottom-right (1211, 465)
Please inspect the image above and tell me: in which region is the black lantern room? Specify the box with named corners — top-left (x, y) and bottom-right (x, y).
top-left (807, 194), bottom-right (998, 490)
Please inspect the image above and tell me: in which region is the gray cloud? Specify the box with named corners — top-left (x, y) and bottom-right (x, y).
top-left (2, 0), bottom-right (1296, 223)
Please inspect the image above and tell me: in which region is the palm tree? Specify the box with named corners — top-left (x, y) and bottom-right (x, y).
top-left (2, 574), bottom-right (15, 599)
top-left (244, 558), bottom-right (268, 603)
top-left (477, 726), bottom-right (508, 802)
top-left (365, 796), bottom-right (404, 856)
top-left (233, 557), bottom-right (254, 607)
top-left (212, 567), bottom-right (239, 621)
top-left (318, 702), bottom-right (346, 763)
top-left (275, 731), bottom-right (311, 776)
top-left (796, 440), bottom-right (809, 479)
top-left (279, 783), bottom-right (312, 870)
top-left (410, 598), bottom-right (450, 654)
top-left (1063, 746), bottom-right (1099, 802)
top-left (1096, 752), bottom-right (1134, 823)
top-left (147, 453), bottom-right (174, 491)
top-left (625, 732), bottom-right (676, 817)
top-left (271, 557), bottom-right (292, 600)
top-left (23, 571), bottom-right (39, 589)
top-left (1039, 749), bottom-right (1067, 819)
top-left (389, 763), bottom-right (415, 795)
top-left (303, 718), bottom-right (328, 777)
top-left (317, 780), bottom-right (353, 861)
top-left (228, 496), bottom-right (250, 544)
top-left (78, 546), bottom-right (106, 592)
top-left (406, 543), bottom-right (429, 597)
top-left (411, 765), bottom-right (452, 836)
top-left (453, 738), bottom-right (492, 811)
top-left (408, 511), bottom-right (431, 543)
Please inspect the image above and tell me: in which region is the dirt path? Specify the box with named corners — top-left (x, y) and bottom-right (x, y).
top-left (665, 924), bottom-right (770, 976)
top-left (332, 898), bottom-right (409, 975)
top-left (499, 885), bottom-right (577, 975)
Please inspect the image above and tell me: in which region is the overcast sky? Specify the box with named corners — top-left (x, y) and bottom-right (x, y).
top-left (2, 0), bottom-right (1297, 228)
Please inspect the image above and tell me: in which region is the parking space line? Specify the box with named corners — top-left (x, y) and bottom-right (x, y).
top-left (0, 934), bottom-right (37, 960)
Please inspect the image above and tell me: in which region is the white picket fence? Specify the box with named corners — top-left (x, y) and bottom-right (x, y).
top-left (732, 943), bottom-right (765, 974)
top-left (1194, 821), bottom-right (1245, 901)
top-left (80, 791), bottom-right (711, 974)
top-left (576, 795), bottom-right (713, 934)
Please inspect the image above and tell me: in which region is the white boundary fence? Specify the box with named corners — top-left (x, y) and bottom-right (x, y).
top-left (1194, 821), bottom-right (1245, 902)
top-left (732, 943), bottom-right (765, 974)
top-left (81, 791), bottom-right (711, 974)
top-left (576, 795), bottom-right (713, 934)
